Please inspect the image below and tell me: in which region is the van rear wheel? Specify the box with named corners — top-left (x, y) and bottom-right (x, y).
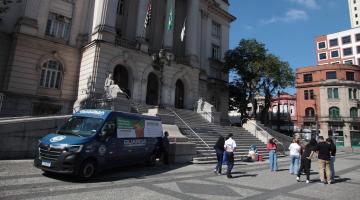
top-left (79, 160), bottom-right (96, 180)
top-left (146, 153), bottom-right (157, 166)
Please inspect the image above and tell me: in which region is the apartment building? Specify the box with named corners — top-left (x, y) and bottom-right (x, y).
top-left (0, 0), bottom-right (235, 122)
top-left (296, 64), bottom-right (360, 148)
top-left (315, 27), bottom-right (360, 66)
top-left (349, 0), bottom-right (360, 28)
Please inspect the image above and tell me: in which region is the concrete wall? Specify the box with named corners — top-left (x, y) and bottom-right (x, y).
top-left (0, 116), bottom-right (69, 159)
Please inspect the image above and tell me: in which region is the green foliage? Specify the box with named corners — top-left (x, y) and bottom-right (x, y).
top-left (225, 39), bottom-right (295, 122)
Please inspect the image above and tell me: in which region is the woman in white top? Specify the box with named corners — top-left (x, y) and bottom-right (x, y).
top-left (289, 138), bottom-right (302, 174)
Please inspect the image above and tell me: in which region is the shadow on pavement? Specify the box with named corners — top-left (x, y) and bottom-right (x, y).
top-left (231, 172), bottom-right (258, 179)
top-left (42, 162), bottom-right (190, 183)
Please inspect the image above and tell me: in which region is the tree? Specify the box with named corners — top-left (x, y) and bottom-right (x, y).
top-left (225, 39), bottom-right (295, 123)
top-left (225, 39), bottom-right (267, 119)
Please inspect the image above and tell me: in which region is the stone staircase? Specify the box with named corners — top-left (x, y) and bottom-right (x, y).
top-left (168, 108), bottom-right (269, 164)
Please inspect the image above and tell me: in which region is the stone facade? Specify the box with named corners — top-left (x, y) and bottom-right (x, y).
top-left (0, 0), bottom-right (235, 122)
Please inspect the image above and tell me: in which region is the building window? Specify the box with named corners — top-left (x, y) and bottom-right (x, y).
top-left (349, 88), bottom-right (357, 99)
top-left (357, 21), bottom-right (359, 25)
top-left (39, 60), bottom-right (63, 89)
top-left (343, 47), bottom-right (353, 56)
top-left (356, 14), bottom-right (359, 18)
top-left (318, 52), bottom-right (327, 60)
top-left (211, 44), bottom-right (221, 60)
top-left (350, 107), bottom-right (358, 118)
top-left (329, 107), bottom-right (340, 118)
top-left (342, 35), bottom-right (351, 44)
top-left (346, 71), bottom-right (355, 80)
top-left (304, 89), bottom-right (314, 100)
top-left (303, 73), bottom-right (313, 82)
top-left (327, 88), bottom-right (339, 99)
top-left (117, 0), bottom-right (125, 15)
top-left (356, 33), bottom-right (360, 41)
top-left (318, 41), bottom-right (326, 49)
top-left (326, 71), bottom-right (337, 79)
top-left (331, 50), bottom-right (339, 58)
top-left (305, 107), bottom-right (315, 117)
top-left (211, 21), bottom-right (221, 39)
top-left (357, 46), bottom-right (360, 54)
top-left (344, 60), bottom-right (354, 64)
top-left (329, 38), bottom-right (338, 47)
top-left (45, 13), bottom-right (71, 40)
top-left (358, 58), bottom-right (360, 65)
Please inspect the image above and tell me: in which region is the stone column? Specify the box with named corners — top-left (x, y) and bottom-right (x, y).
top-left (91, 0), bottom-right (118, 43)
top-left (185, 0), bottom-right (200, 67)
top-left (320, 122), bottom-right (329, 138)
top-left (344, 122), bottom-right (351, 148)
top-left (18, 0), bottom-right (41, 35)
top-left (163, 0), bottom-right (175, 50)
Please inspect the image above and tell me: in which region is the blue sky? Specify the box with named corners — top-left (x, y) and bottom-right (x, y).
top-left (228, 0), bottom-right (350, 93)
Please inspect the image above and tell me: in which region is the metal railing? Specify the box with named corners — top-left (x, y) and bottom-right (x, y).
top-left (167, 108), bottom-right (211, 149)
top-left (247, 120), bottom-right (286, 155)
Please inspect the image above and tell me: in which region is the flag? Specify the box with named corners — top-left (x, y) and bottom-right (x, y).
top-left (180, 18), bottom-right (186, 42)
top-left (167, 6), bottom-right (174, 30)
top-left (144, 0), bottom-right (152, 29)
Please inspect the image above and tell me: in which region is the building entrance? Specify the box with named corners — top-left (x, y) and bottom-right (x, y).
top-left (175, 80), bottom-right (184, 109)
top-left (146, 73), bottom-right (159, 105)
top-left (113, 65), bottom-right (130, 97)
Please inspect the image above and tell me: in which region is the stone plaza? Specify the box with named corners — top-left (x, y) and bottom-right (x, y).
top-left (0, 151), bottom-right (359, 200)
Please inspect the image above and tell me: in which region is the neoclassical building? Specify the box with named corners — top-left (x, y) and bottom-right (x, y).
top-left (296, 64), bottom-right (360, 149)
top-left (0, 0), bottom-right (235, 122)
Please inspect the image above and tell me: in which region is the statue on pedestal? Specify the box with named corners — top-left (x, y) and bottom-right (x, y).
top-left (104, 73), bottom-right (124, 99)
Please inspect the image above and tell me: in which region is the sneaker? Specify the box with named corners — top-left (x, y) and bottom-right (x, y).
top-left (227, 174), bottom-right (233, 179)
top-left (296, 177), bottom-right (300, 182)
top-left (217, 172), bottom-right (222, 175)
top-left (306, 180), bottom-right (310, 184)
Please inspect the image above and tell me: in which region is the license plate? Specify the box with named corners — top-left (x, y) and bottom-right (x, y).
top-left (41, 160), bottom-right (51, 167)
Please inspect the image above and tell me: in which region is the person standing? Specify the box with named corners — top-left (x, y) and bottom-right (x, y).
top-left (162, 131), bottom-right (170, 165)
top-left (289, 138), bottom-right (302, 174)
top-left (213, 136), bottom-right (225, 175)
top-left (224, 133), bottom-right (236, 178)
top-left (326, 138), bottom-right (336, 182)
top-left (314, 136), bottom-right (332, 184)
top-left (267, 138), bottom-right (278, 172)
top-left (296, 138), bottom-right (317, 183)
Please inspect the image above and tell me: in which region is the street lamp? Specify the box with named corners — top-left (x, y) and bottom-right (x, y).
top-left (151, 49), bottom-right (173, 106)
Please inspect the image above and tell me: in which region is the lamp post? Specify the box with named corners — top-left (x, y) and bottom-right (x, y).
top-left (151, 49), bottom-right (173, 107)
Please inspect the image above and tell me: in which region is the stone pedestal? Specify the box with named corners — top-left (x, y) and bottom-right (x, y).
top-left (112, 96), bottom-right (131, 112)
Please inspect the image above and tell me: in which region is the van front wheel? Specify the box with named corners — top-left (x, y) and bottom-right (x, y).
top-left (79, 160), bottom-right (96, 180)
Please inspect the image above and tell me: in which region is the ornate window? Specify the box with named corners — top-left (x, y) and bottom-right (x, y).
top-left (305, 107), bottom-right (315, 117)
top-left (329, 107), bottom-right (340, 118)
top-left (45, 13), bottom-right (71, 40)
top-left (350, 107), bottom-right (358, 118)
top-left (39, 60), bottom-right (63, 89)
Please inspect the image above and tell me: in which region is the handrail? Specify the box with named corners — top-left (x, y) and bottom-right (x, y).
top-left (167, 108), bottom-right (211, 149)
top-left (247, 120), bottom-right (286, 155)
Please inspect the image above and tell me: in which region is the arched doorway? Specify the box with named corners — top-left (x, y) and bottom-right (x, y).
top-left (175, 80), bottom-right (184, 109)
top-left (146, 73), bottom-right (159, 105)
top-left (113, 65), bottom-right (131, 97)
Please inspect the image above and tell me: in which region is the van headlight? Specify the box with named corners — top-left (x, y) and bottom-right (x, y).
top-left (65, 145), bottom-right (83, 153)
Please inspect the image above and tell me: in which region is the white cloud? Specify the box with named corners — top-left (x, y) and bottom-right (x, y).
top-left (260, 9), bottom-right (308, 25)
top-left (287, 0), bottom-right (319, 9)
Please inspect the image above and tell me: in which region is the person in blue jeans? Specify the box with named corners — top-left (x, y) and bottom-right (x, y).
top-left (213, 136), bottom-right (225, 175)
top-left (267, 138), bottom-right (278, 172)
top-left (327, 138), bottom-right (336, 181)
top-left (289, 138), bottom-right (301, 174)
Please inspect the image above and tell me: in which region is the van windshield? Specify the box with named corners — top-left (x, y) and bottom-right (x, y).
top-left (57, 116), bottom-right (104, 137)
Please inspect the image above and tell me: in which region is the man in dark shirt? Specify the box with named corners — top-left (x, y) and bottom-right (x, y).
top-left (314, 136), bottom-right (332, 184)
